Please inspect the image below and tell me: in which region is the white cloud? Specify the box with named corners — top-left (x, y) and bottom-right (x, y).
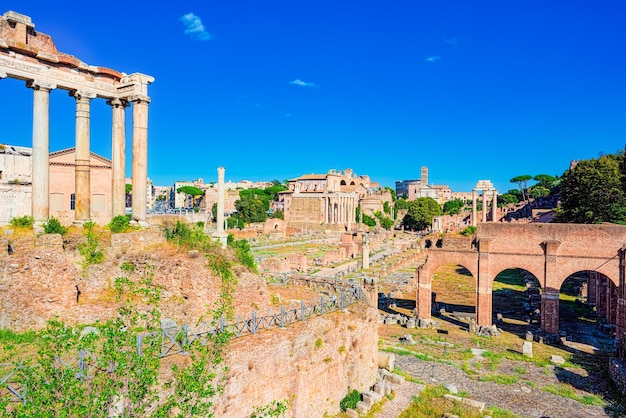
top-left (424, 55), bottom-right (441, 63)
top-left (180, 12), bottom-right (212, 41)
top-left (289, 79), bottom-right (316, 87)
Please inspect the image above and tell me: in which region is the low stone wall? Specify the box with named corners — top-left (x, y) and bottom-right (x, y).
top-left (214, 303), bottom-right (378, 417)
top-left (609, 358), bottom-right (626, 394)
top-left (109, 230), bottom-right (166, 253)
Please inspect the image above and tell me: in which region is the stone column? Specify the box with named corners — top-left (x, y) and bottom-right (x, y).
top-left (28, 80), bottom-right (56, 225)
top-left (72, 90), bottom-right (96, 224)
top-left (214, 167), bottom-right (227, 248)
top-left (362, 239), bottom-right (370, 269)
top-left (491, 190), bottom-right (497, 222)
top-left (108, 99), bottom-right (128, 218)
top-left (130, 98), bottom-right (149, 225)
top-left (481, 190), bottom-right (488, 223)
top-left (416, 268), bottom-right (432, 320)
top-left (476, 238), bottom-right (492, 327)
top-left (540, 240), bottom-right (561, 335)
top-left (471, 190), bottom-right (477, 226)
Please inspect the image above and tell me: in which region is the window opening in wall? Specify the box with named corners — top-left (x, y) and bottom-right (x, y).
top-left (70, 193), bottom-right (76, 210)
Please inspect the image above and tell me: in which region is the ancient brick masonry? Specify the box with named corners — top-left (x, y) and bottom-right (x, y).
top-left (417, 223), bottom-right (626, 346)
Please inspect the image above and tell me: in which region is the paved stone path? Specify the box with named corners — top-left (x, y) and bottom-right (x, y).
top-left (393, 355), bottom-right (610, 418)
top-left (374, 380), bottom-right (424, 418)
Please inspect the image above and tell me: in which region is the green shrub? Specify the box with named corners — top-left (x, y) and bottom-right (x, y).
top-left (9, 215), bottom-right (34, 228)
top-left (229, 238), bottom-right (257, 272)
top-left (340, 389), bottom-right (360, 411)
top-left (362, 214), bottom-right (377, 227)
top-left (43, 217), bottom-right (68, 235)
top-left (78, 222), bottom-right (104, 267)
top-left (460, 226), bottom-right (477, 236)
top-left (109, 215), bottom-right (132, 233)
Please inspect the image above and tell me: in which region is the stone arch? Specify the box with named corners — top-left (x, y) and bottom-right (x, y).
top-left (340, 180), bottom-right (347, 186)
top-left (350, 181), bottom-right (355, 185)
top-left (556, 258), bottom-right (619, 288)
top-left (491, 268), bottom-right (542, 334)
top-left (416, 250), bottom-right (478, 320)
top-left (487, 257), bottom-right (544, 288)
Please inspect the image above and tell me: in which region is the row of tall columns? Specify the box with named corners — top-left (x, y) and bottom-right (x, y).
top-left (324, 196), bottom-right (355, 228)
top-left (471, 190), bottom-right (498, 226)
top-left (26, 80), bottom-right (149, 225)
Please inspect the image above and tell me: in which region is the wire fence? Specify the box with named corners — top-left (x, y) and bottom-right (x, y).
top-left (0, 275), bottom-right (365, 403)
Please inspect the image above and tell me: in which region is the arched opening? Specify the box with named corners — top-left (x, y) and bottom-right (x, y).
top-left (350, 181), bottom-right (356, 185)
top-left (431, 263), bottom-right (476, 328)
top-left (558, 271), bottom-right (615, 351)
top-left (492, 268), bottom-right (541, 337)
top-left (340, 180), bottom-right (347, 186)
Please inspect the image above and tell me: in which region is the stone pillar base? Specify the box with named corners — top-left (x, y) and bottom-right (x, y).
top-left (130, 220), bottom-right (150, 229)
top-left (213, 231), bottom-right (228, 249)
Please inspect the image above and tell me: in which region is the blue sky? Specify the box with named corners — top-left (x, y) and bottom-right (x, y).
top-left (1, 1), bottom-right (625, 193)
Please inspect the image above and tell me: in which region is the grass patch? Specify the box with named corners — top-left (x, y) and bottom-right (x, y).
top-left (399, 385), bottom-right (519, 418)
top-left (542, 384), bottom-right (605, 406)
top-left (478, 374), bottom-right (519, 385)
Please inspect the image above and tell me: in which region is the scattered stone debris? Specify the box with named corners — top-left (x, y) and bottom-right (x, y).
top-left (522, 341), bottom-right (533, 358)
top-left (549, 355), bottom-right (565, 365)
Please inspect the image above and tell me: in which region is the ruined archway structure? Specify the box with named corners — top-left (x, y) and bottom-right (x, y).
top-left (0, 11), bottom-right (154, 224)
top-left (417, 223), bottom-right (626, 338)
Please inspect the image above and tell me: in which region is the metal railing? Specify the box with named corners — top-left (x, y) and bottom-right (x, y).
top-left (0, 275), bottom-right (365, 403)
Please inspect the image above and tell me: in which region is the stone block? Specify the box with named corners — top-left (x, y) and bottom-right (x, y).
top-left (345, 409), bottom-right (359, 418)
top-left (373, 382), bottom-right (385, 395)
top-left (378, 352), bottom-right (395, 371)
top-left (366, 390), bottom-right (383, 403)
top-left (522, 341), bottom-right (533, 358)
top-left (383, 372), bottom-right (404, 385)
top-left (360, 393), bottom-right (373, 408)
top-left (549, 355), bottom-right (565, 365)
top-left (356, 401), bottom-right (369, 414)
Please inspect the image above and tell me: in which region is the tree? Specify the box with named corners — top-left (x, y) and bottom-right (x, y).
top-left (212, 202), bottom-right (218, 221)
top-left (442, 199), bottom-right (464, 215)
top-left (402, 197), bottom-right (441, 231)
top-left (394, 198), bottom-right (409, 210)
top-left (497, 192), bottom-right (519, 207)
top-left (533, 174), bottom-right (556, 190)
top-left (177, 186), bottom-right (205, 208)
top-left (234, 194), bottom-right (267, 223)
top-left (555, 154), bottom-right (626, 224)
top-left (509, 175), bottom-right (532, 202)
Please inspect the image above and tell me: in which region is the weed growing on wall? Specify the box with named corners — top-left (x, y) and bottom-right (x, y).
top-left (78, 221), bottom-right (104, 269)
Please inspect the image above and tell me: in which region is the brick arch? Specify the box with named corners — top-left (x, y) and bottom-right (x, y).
top-left (415, 250), bottom-right (477, 320)
top-left (488, 258), bottom-right (544, 288)
top-left (417, 223), bottom-right (626, 338)
top-left (490, 266), bottom-right (542, 287)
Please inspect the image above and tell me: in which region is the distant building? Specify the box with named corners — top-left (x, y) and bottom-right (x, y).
top-left (279, 168), bottom-right (389, 231)
top-left (0, 144), bottom-right (114, 225)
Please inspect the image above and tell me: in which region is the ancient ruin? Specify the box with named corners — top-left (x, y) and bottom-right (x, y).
top-left (0, 11), bottom-right (153, 225)
top-left (417, 223), bottom-right (626, 337)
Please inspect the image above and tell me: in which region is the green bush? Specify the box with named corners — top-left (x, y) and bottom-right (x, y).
top-left (460, 226), bottom-right (477, 236)
top-left (109, 215), bottom-right (132, 233)
top-left (362, 214), bottom-right (377, 227)
top-left (340, 389), bottom-right (360, 411)
top-left (229, 238), bottom-right (257, 272)
top-left (9, 215), bottom-right (34, 228)
top-left (43, 217), bottom-right (68, 235)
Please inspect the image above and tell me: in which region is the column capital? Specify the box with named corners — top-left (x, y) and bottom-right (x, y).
top-left (128, 95), bottom-right (151, 104)
top-left (27, 79), bottom-right (57, 91)
top-left (106, 98), bottom-right (130, 108)
top-left (69, 89), bottom-right (96, 100)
